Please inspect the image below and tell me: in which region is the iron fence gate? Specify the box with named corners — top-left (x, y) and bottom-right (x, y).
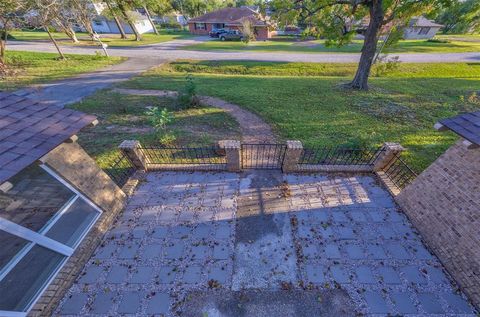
top-left (241, 143), bottom-right (287, 169)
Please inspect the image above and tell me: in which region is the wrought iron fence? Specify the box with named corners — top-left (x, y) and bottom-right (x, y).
top-left (299, 146), bottom-right (383, 166)
top-left (139, 145), bottom-right (227, 170)
top-left (241, 143), bottom-right (287, 169)
top-left (383, 154), bottom-right (417, 190)
top-left (103, 151), bottom-right (136, 187)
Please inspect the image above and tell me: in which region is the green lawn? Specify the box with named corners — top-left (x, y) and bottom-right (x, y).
top-left (10, 29), bottom-right (192, 47)
top-left (119, 60), bottom-right (480, 171)
top-left (0, 51), bottom-right (125, 90)
top-left (184, 37), bottom-right (480, 54)
top-left (71, 92), bottom-right (240, 167)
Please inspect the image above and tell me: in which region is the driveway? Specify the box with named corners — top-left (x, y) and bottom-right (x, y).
top-left (8, 39), bottom-right (480, 63)
top-left (54, 171), bottom-right (476, 316)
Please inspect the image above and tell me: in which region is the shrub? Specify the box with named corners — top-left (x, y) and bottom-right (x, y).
top-left (241, 19), bottom-right (256, 44)
top-left (177, 74), bottom-right (200, 108)
top-left (373, 55), bottom-right (401, 77)
top-left (427, 38), bottom-right (450, 43)
top-left (145, 106), bottom-right (174, 132)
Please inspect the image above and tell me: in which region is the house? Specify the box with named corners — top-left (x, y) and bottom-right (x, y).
top-left (0, 93), bottom-right (126, 316)
top-left (90, 2), bottom-right (154, 34)
top-left (188, 7), bottom-right (273, 40)
top-left (403, 16), bottom-right (443, 39)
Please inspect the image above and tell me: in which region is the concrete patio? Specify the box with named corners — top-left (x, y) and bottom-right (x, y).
top-left (55, 171), bottom-right (476, 316)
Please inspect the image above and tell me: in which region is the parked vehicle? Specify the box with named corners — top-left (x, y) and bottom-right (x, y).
top-left (209, 28), bottom-right (227, 38)
top-left (219, 30), bottom-right (244, 41)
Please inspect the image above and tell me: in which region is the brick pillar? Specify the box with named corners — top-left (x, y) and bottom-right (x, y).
top-left (118, 140), bottom-right (148, 171)
top-left (221, 140), bottom-right (241, 172)
top-left (282, 140), bottom-right (303, 173)
top-left (373, 142), bottom-right (405, 171)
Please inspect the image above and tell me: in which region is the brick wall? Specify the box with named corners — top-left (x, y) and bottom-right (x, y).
top-left (28, 142), bottom-right (127, 316)
top-left (396, 139), bottom-right (480, 309)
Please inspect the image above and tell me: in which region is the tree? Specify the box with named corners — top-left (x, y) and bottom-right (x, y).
top-left (436, 0), bottom-right (480, 34)
top-left (54, 0), bottom-right (80, 43)
top-left (0, 0), bottom-right (26, 65)
top-left (144, 0), bottom-right (173, 31)
top-left (29, 0), bottom-right (66, 59)
top-left (103, 0), bottom-right (128, 39)
top-left (272, 0), bottom-right (452, 90)
top-left (115, 0), bottom-right (143, 41)
top-left (71, 0), bottom-right (96, 39)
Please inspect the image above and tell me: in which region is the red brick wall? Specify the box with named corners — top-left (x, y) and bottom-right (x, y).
top-left (396, 139), bottom-right (480, 309)
top-left (188, 22), bottom-right (213, 35)
top-left (187, 22), bottom-right (271, 39)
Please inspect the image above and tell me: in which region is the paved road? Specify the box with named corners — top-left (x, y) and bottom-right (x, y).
top-left (7, 38), bottom-right (480, 105)
top-left (9, 39), bottom-right (480, 63)
top-left (11, 56), bottom-right (165, 106)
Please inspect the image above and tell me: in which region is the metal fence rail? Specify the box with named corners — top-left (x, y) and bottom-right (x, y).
top-left (383, 154), bottom-right (417, 190)
top-left (139, 146), bottom-right (227, 170)
top-left (241, 143), bottom-right (287, 169)
top-left (299, 146), bottom-right (383, 166)
top-left (103, 151), bottom-right (136, 187)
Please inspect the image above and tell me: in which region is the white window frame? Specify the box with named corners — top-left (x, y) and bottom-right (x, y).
top-left (0, 163), bottom-right (103, 316)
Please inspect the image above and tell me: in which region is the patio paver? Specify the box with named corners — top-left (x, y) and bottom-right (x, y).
top-left (55, 171), bottom-right (476, 316)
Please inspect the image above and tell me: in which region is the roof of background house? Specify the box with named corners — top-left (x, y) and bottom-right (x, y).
top-left (437, 111), bottom-right (480, 146)
top-left (408, 16), bottom-right (443, 28)
top-left (0, 93), bottom-right (96, 184)
top-left (188, 7), bottom-right (267, 26)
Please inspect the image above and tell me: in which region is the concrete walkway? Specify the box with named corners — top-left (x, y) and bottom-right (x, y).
top-left (9, 40), bottom-right (480, 63)
top-left (113, 88), bottom-right (277, 143)
top-left (11, 57), bottom-right (165, 106)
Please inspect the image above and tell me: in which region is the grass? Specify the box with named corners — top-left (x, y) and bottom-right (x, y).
top-left (184, 37), bottom-right (480, 54)
top-left (0, 51), bottom-right (125, 90)
top-left (119, 60), bottom-right (480, 171)
top-left (10, 29), bottom-right (192, 47)
top-left (70, 92), bottom-right (240, 166)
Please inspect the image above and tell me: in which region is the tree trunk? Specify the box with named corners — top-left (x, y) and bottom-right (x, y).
top-left (348, 0), bottom-right (384, 90)
top-left (105, 0), bottom-right (128, 39)
top-left (0, 25), bottom-right (8, 65)
top-left (56, 19), bottom-right (79, 43)
top-left (118, 3), bottom-right (142, 41)
top-left (143, 6), bottom-right (159, 35)
top-left (45, 26), bottom-right (66, 59)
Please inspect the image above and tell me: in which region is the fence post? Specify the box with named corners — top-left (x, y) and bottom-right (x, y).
top-left (373, 142), bottom-right (405, 171)
top-left (282, 140), bottom-right (303, 173)
top-left (119, 140), bottom-right (148, 171)
top-left (221, 140), bottom-right (241, 172)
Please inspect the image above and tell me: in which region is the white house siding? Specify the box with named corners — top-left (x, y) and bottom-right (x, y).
top-left (404, 26), bottom-right (441, 40)
top-left (91, 18), bottom-right (154, 34)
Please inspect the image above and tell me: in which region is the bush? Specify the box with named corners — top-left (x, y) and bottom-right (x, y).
top-left (145, 106), bottom-right (174, 132)
top-left (427, 38), bottom-right (450, 43)
top-left (241, 19), bottom-right (256, 44)
top-left (373, 55), bottom-right (401, 77)
top-left (177, 74), bottom-right (200, 108)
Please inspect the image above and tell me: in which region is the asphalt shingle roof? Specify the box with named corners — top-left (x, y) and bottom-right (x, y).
top-left (0, 93), bottom-right (96, 184)
top-left (438, 111), bottom-right (480, 146)
top-left (188, 7), bottom-right (267, 26)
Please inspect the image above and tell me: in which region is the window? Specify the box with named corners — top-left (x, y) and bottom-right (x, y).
top-left (419, 27), bottom-right (430, 35)
top-left (194, 23), bottom-right (206, 30)
top-left (0, 164), bottom-right (102, 316)
top-left (213, 23), bottom-right (225, 29)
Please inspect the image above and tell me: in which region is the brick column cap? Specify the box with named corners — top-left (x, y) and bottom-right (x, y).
top-left (118, 140), bottom-right (141, 150)
top-left (219, 140), bottom-right (241, 149)
top-left (382, 142), bottom-right (405, 152)
top-left (286, 140), bottom-right (303, 149)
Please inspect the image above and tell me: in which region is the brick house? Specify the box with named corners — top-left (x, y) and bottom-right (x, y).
top-left (187, 7), bottom-right (273, 40)
top-left (0, 93), bottom-right (126, 316)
